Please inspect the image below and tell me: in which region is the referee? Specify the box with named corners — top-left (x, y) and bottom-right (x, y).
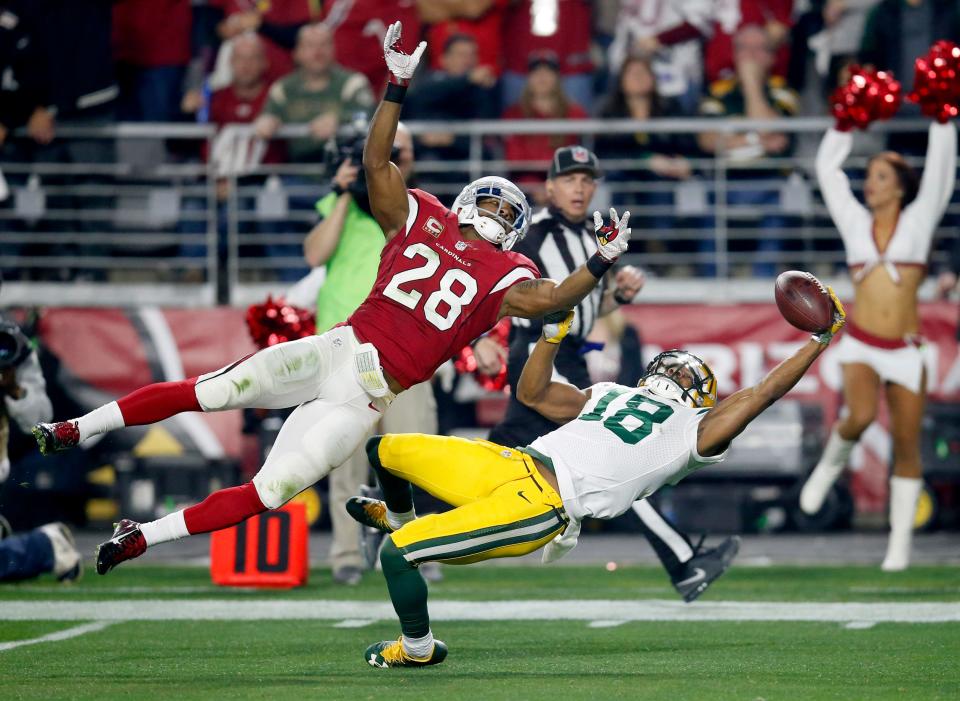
top-left (482, 146), bottom-right (740, 603)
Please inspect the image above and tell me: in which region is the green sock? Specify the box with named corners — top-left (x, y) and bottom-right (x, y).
top-left (380, 537), bottom-right (430, 638)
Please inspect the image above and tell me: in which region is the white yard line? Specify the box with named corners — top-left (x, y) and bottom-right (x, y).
top-left (588, 621), bottom-right (627, 628)
top-left (0, 621), bottom-right (114, 652)
top-left (844, 622), bottom-right (877, 630)
top-left (332, 620), bottom-right (378, 628)
top-left (1, 600), bottom-right (958, 624)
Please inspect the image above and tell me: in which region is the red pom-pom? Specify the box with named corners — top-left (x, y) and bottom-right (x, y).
top-left (829, 66), bottom-right (902, 131)
top-left (245, 295), bottom-right (316, 350)
top-left (452, 318), bottom-right (510, 393)
top-left (907, 40), bottom-right (960, 123)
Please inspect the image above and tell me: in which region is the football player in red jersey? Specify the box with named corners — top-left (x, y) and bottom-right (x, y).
top-left (33, 21), bottom-right (634, 576)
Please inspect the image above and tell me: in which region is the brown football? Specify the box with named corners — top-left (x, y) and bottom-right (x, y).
top-left (774, 270), bottom-right (833, 333)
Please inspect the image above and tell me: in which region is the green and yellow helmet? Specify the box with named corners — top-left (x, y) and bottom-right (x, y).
top-left (638, 350), bottom-right (718, 409)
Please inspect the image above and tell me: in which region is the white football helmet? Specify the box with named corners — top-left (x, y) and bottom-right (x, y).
top-left (638, 350), bottom-right (718, 409)
top-left (452, 176), bottom-right (530, 251)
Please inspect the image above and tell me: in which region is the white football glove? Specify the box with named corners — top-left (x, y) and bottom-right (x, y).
top-left (593, 208), bottom-right (631, 262)
top-left (383, 21), bottom-right (426, 84)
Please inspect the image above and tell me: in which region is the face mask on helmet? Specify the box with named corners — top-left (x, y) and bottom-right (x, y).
top-left (452, 176), bottom-right (530, 251)
top-left (637, 350), bottom-right (717, 409)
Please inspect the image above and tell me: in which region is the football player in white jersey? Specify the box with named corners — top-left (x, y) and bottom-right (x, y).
top-left (348, 290), bottom-right (845, 668)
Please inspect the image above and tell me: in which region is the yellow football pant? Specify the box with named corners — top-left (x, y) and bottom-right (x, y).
top-left (376, 434), bottom-right (567, 565)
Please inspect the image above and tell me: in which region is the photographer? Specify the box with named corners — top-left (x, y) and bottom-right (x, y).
top-left (304, 123), bottom-right (413, 331)
top-left (0, 317), bottom-right (52, 484)
top-left (0, 316), bottom-right (77, 584)
top-left (302, 123), bottom-right (439, 586)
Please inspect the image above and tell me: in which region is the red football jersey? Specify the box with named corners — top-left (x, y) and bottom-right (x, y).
top-left (348, 189), bottom-right (540, 388)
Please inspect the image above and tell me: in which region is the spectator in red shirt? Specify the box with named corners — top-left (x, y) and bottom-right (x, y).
top-left (422, 0), bottom-right (510, 77)
top-left (203, 32), bottom-right (283, 165)
top-left (502, 53), bottom-right (588, 203)
top-left (209, 34), bottom-right (269, 127)
top-left (216, 0), bottom-right (321, 84)
top-left (501, 0), bottom-right (594, 111)
top-left (113, 0), bottom-right (192, 121)
top-left (322, 0), bottom-right (422, 98)
top-left (180, 33), bottom-right (281, 286)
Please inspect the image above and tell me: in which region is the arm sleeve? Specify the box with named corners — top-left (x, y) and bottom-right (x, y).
top-left (5, 352), bottom-right (53, 432)
top-left (815, 128), bottom-right (869, 246)
top-left (909, 121), bottom-right (957, 220)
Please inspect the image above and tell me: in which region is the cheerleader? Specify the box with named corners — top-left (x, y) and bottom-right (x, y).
top-left (799, 92), bottom-right (956, 570)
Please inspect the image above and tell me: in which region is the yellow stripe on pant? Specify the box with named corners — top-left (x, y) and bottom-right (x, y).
top-left (377, 434), bottom-right (567, 565)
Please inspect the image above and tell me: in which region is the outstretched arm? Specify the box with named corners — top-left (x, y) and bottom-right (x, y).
top-left (363, 21), bottom-right (426, 239)
top-left (516, 312), bottom-right (590, 424)
top-left (911, 120), bottom-right (957, 217)
top-left (697, 290), bottom-right (846, 456)
top-left (815, 127), bottom-right (868, 238)
top-left (363, 99), bottom-right (408, 237)
top-left (500, 208), bottom-right (633, 319)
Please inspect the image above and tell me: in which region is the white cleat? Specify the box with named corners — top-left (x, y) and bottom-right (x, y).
top-left (799, 462), bottom-right (844, 515)
top-left (880, 555), bottom-right (909, 572)
top-left (880, 530), bottom-right (912, 572)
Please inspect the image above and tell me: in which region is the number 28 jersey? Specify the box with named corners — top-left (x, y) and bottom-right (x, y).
top-left (348, 189), bottom-right (540, 388)
top-left (528, 383), bottom-right (727, 525)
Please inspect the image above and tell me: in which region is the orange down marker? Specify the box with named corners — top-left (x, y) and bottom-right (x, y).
top-left (210, 502), bottom-right (308, 588)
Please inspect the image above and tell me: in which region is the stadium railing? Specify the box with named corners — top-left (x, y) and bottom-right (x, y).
top-left (2, 118), bottom-right (956, 308)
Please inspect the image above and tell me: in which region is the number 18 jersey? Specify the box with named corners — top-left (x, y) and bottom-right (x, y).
top-left (348, 189), bottom-right (540, 388)
top-left (528, 382), bottom-right (727, 525)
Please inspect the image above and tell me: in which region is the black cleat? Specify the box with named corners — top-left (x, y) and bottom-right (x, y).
top-left (346, 496), bottom-right (395, 534)
top-left (365, 638), bottom-right (448, 668)
top-left (96, 519), bottom-right (147, 575)
top-left (32, 421), bottom-right (80, 456)
top-left (672, 536), bottom-right (741, 603)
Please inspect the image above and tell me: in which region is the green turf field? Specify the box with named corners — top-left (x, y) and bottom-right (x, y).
top-left (1, 565), bottom-right (958, 701)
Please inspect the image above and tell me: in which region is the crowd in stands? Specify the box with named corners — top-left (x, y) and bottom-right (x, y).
top-left (2, 0), bottom-right (960, 283)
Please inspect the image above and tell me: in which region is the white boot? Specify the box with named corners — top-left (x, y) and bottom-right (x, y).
top-left (800, 429), bottom-right (855, 514)
top-left (881, 476), bottom-right (923, 572)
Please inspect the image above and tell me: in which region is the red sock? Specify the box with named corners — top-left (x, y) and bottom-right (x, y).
top-left (183, 482), bottom-right (267, 535)
top-left (117, 378), bottom-right (202, 426)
